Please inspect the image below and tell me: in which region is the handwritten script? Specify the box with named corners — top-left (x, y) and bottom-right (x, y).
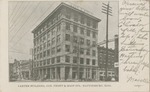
top-left (119, 0), bottom-right (149, 84)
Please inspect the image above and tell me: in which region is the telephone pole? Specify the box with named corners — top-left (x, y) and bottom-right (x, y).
top-left (102, 2), bottom-right (112, 81)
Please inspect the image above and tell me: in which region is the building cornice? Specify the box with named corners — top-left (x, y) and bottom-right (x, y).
top-left (32, 2), bottom-right (101, 33)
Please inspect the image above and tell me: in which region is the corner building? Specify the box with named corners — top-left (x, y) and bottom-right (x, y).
top-left (32, 2), bottom-right (101, 81)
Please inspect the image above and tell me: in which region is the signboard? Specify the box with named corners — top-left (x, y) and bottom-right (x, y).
top-left (114, 62), bottom-right (119, 67)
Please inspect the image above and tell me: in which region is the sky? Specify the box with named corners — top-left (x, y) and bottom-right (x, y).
top-left (8, 1), bottom-right (118, 63)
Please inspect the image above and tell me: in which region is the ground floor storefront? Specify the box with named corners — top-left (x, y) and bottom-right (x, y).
top-left (33, 65), bottom-right (99, 81)
top-left (99, 70), bottom-right (116, 81)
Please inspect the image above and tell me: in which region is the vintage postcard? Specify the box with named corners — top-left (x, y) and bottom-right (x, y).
top-left (0, 0), bottom-right (149, 92)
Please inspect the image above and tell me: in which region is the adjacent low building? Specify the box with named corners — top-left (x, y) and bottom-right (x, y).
top-left (19, 60), bottom-right (32, 80)
top-left (9, 59), bottom-right (32, 81)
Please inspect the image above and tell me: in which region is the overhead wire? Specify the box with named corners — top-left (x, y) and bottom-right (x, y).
top-left (9, 2), bottom-right (55, 49)
top-left (9, 2), bottom-right (41, 42)
top-left (9, 2), bottom-right (30, 32)
top-left (9, 2), bottom-right (23, 24)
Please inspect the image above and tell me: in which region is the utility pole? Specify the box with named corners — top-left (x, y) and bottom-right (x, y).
top-left (30, 48), bottom-right (34, 80)
top-left (102, 2), bottom-right (112, 81)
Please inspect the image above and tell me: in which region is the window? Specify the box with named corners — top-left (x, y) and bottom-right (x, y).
top-left (48, 20), bottom-right (52, 26)
top-left (43, 51), bottom-right (46, 57)
top-left (65, 56), bottom-right (70, 62)
top-left (51, 47), bottom-right (55, 55)
top-left (65, 34), bottom-right (70, 41)
top-left (73, 25), bottom-right (77, 33)
top-left (41, 28), bottom-right (44, 32)
top-left (36, 62), bottom-right (38, 67)
top-left (43, 34), bottom-right (46, 41)
top-left (92, 32), bottom-right (96, 38)
top-left (73, 46), bottom-right (77, 53)
top-left (80, 58), bottom-right (84, 64)
top-left (72, 67), bottom-right (77, 79)
top-left (86, 39), bottom-right (90, 46)
top-left (65, 45), bottom-right (70, 52)
top-left (47, 59), bottom-right (50, 64)
top-left (92, 59), bottom-right (96, 65)
top-left (52, 58), bottom-right (55, 64)
top-left (40, 37), bottom-right (43, 43)
top-left (34, 40), bottom-right (36, 46)
top-left (87, 30), bottom-right (90, 36)
top-left (80, 27), bottom-right (84, 35)
top-left (40, 45), bottom-right (43, 51)
top-left (81, 16), bottom-right (84, 24)
top-left (73, 57), bottom-right (77, 63)
top-left (87, 19), bottom-right (91, 26)
top-left (47, 49), bottom-right (50, 56)
top-left (92, 41), bottom-right (96, 47)
top-left (52, 37), bottom-right (55, 45)
top-left (74, 13), bottom-right (78, 22)
top-left (57, 34), bottom-right (61, 43)
top-left (92, 50), bottom-right (96, 56)
top-left (43, 60), bottom-right (46, 65)
top-left (34, 48), bottom-right (36, 54)
top-left (73, 36), bottom-right (78, 43)
top-left (37, 31), bottom-right (39, 36)
top-left (66, 22), bottom-right (70, 30)
top-left (66, 10), bottom-right (71, 19)
top-left (47, 40), bottom-right (50, 47)
top-left (57, 13), bottom-right (61, 20)
top-left (80, 37), bottom-right (84, 44)
top-left (100, 72), bottom-right (103, 74)
top-left (43, 42), bottom-right (46, 49)
top-left (37, 54), bottom-right (40, 59)
top-left (57, 24), bottom-right (61, 32)
top-left (34, 34), bottom-right (36, 38)
top-left (40, 53), bottom-right (43, 58)
top-left (51, 28), bottom-right (55, 35)
top-left (53, 17), bottom-right (56, 23)
top-left (39, 29), bottom-right (42, 34)
top-left (57, 45), bottom-right (61, 53)
top-left (86, 49), bottom-right (90, 55)
top-left (86, 59), bottom-right (90, 65)
top-left (51, 19), bottom-right (53, 25)
top-left (34, 55), bottom-right (36, 60)
top-left (37, 46), bottom-right (40, 52)
top-left (44, 24), bottom-right (47, 30)
top-left (57, 56), bottom-right (60, 63)
top-left (80, 48), bottom-right (84, 54)
top-left (34, 62), bottom-right (36, 67)
top-left (93, 22), bottom-right (97, 29)
top-left (47, 31), bottom-right (50, 39)
top-left (40, 61), bottom-right (42, 66)
top-left (37, 38), bottom-right (40, 44)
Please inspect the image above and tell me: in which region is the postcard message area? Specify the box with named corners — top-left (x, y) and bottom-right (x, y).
top-left (119, 0), bottom-right (149, 90)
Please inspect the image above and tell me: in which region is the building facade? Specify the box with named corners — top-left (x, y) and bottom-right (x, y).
top-left (32, 2), bottom-right (101, 81)
top-left (97, 35), bottom-right (119, 81)
top-left (98, 46), bottom-right (115, 81)
top-left (114, 35), bottom-right (119, 81)
top-left (9, 59), bottom-right (32, 81)
top-left (19, 60), bottom-right (32, 80)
